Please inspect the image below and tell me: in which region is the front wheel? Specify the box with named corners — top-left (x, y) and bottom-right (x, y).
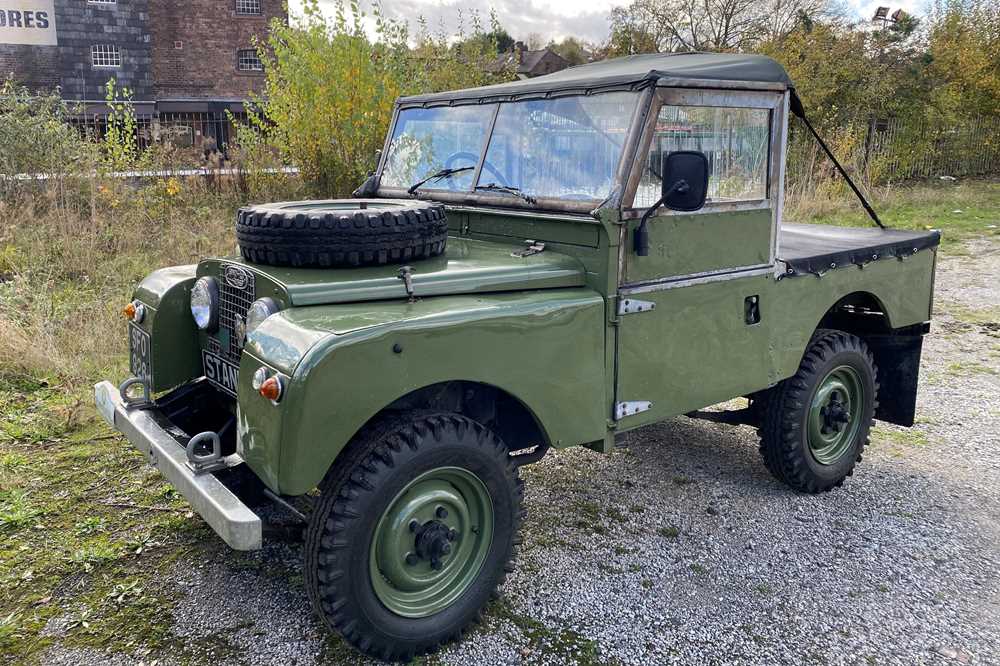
top-left (304, 412), bottom-right (523, 661)
top-left (759, 329), bottom-right (879, 493)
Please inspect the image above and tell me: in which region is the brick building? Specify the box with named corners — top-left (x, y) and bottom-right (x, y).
top-left (0, 0), bottom-right (286, 150)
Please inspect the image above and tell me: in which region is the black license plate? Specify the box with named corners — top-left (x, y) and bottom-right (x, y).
top-left (202, 350), bottom-right (240, 397)
top-left (128, 323), bottom-right (152, 387)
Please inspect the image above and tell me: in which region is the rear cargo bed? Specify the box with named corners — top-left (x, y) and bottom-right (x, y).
top-left (778, 223), bottom-right (941, 277)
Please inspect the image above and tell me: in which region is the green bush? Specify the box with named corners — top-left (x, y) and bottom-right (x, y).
top-left (237, 0), bottom-right (513, 197)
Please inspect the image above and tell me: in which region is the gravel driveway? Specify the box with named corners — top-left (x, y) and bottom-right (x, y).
top-left (44, 239), bottom-right (1000, 666)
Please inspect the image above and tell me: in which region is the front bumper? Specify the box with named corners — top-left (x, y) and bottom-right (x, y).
top-left (94, 380), bottom-right (262, 550)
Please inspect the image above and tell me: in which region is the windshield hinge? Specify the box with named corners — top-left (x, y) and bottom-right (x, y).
top-left (614, 401), bottom-right (652, 420)
top-left (617, 298), bottom-right (656, 315)
top-left (511, 240), bottom-right (545, 258)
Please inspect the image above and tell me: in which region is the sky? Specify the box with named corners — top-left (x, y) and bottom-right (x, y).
top-left (289, 0), bottom-right (929, 46)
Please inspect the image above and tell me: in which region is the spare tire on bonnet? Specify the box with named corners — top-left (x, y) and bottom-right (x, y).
top-left (235, 199), bottom-right (448, 268)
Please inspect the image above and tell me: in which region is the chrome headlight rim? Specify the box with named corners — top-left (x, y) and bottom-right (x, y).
top-left (190, 276), bottom-right (220, 331)
top-left (245, 297), bottom-right (280, 337)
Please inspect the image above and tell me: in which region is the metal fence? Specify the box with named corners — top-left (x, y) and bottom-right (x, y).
top-left (69, 110), bottom-right (249, 156)
top-left (864, 114), bottom-right (1000, 180)
top-left (790, 114), bottom-right (1000, 186)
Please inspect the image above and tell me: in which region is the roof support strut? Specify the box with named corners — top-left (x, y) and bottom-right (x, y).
top-left (790, 93), bottom-right (886, 230)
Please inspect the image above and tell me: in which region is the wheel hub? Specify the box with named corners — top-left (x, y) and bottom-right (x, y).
top-left (807, 365), bottom-right (864, 465)
top-left (369, 467), bottom-right (494, 618)
top-left (409, 516), bottom-right (458, 571)
top-left (819, 391), bottom-right (851, 434)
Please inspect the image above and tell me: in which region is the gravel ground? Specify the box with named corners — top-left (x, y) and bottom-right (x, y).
top-left (42, 239), bottom-right (1000, 666)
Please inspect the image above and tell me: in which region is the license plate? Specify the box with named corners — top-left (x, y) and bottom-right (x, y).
top-left (129, 322), bottom-right (152, 387)
top-left (202, 350), bottom-right (240, 397)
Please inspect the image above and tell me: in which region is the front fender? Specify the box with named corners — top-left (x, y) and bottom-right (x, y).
top-left (244, 289), bottom-right (607, 496)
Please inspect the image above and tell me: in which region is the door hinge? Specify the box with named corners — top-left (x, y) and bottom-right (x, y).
top-left (511, 240), bottom-right (545, 258)
top-left (617, 298), bottom-right (656, 315)
top-left (614, 400), bottom-right (652, 420)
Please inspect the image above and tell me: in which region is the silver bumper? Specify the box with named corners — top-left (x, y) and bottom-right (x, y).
top-left (93, 380), bottom-right (262, 550)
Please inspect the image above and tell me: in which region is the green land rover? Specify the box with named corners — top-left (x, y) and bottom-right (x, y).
top-left (95, 52), bottom-right (939, 661)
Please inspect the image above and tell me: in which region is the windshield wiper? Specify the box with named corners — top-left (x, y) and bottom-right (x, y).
top-left (407, 166), bottom-right (474, 195)
top-left (474, 183), bottom-right (537, 205)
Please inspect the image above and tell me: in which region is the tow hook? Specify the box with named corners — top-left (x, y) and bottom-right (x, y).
top-left (118, 377), bottom-right (153, 410)
top-left (186, 431), bottom-right (228, 474)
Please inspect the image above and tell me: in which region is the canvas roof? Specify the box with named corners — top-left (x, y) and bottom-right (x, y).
top-left (398, 52), bottom-right (794, 107)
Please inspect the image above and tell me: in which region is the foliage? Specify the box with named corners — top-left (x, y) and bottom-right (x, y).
top-left (0, 78), bottom-right (97, 200)
top-left (546, 37), bottom-right (591, 65)
top-left (237, 0), bottom-right (514, 197)
top-left (102, 79), bottom-right (138, 172)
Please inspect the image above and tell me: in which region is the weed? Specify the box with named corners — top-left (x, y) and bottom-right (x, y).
top-left (658, 526), bottom-right (681, 539)
top-left (0, 490), bottom-right (41, 529)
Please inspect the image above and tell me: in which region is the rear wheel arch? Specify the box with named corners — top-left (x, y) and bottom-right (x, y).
top-left (817, 291), bottom-right (894, 336)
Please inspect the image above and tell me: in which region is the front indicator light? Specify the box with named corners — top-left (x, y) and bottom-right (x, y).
top-left (123, 301), bottom-right (145, 323)
top-left (259, 376), bottom-right (283, 402)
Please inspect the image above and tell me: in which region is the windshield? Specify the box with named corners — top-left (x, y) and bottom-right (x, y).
top-left (381, 105), bottom-right (497, 192)
top-left (381, 91), bottom-right (639, 204)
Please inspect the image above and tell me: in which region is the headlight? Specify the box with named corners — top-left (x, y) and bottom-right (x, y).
top-left (190, 277), bottom-right (219, 331)
top-left (245, 297), bottom-right (279, 337)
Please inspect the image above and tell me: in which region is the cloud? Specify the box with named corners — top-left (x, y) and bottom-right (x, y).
top-left (290, 0), bottom-right (933, 46)
top-left (292, 0), bottom-right (627, 45)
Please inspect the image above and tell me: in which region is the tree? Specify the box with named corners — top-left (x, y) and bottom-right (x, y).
top-left (605, 0), bottom-right (834, 55)
top-left (546, 37), bottom-right (590, 65)
top-left (240, 0), bottom-right (512, 197)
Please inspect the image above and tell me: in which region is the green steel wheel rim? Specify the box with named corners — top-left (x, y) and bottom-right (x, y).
top-left (807, 365), bottom-right (864, 465)
top-left (369, 466), bottom-right (494, 618)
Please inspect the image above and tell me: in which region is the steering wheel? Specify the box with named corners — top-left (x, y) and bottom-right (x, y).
top-left (444, 151), bottom-right (509, 188)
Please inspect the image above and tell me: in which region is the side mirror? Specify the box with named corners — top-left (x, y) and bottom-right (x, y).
top-left (634, 150), bottom-right (710, 256)
top-left (661, 150), bottom-right (708, 212)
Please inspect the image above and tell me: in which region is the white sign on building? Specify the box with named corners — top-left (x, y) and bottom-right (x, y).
top-left (0, 1), bottom-right (57, 46)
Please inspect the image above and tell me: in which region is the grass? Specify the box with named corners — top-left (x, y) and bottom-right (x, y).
top-left (787, 177), bottom-right (1000, 252)
top-left (0, 175), bottom-right (997, 662)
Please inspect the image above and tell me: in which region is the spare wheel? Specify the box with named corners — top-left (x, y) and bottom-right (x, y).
top-left (235, 199), bottom-right (448, 268)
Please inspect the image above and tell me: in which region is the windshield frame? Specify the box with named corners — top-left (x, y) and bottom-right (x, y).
top-left (374, 88), bottom-right (652, 215)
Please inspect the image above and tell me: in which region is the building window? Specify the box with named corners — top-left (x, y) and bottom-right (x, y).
top-left (91, 44), bottom-right (122, 68)
top-left (237, 49), bottom-right (263, 72)
top-left (235, 0), bottom-right (261, 15)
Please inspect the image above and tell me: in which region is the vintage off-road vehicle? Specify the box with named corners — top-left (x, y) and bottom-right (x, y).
top-left (95, 53), bottom-right (939, 660)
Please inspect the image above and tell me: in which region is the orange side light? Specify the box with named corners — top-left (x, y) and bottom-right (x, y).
top-left (123, 302), bottom-right (137, 320)
top-left (259, 376), bottom-right (282, 402)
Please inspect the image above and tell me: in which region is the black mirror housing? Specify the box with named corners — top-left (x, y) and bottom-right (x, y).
top-left (661, 151), bottom-right (709, 212)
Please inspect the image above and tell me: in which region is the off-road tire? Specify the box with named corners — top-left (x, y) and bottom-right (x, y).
top-left (758, 329), bottom-right (879, 493)
top-left (235, 199), bottom-right (448, 268)
top-left (303, 411), bottom-right (523, 662)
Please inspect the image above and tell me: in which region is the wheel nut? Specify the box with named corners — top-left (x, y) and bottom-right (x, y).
top-left (441, 543), bottom-right (451, 555)
top-left (447, 529), bottom-right (457, 541)
top-left (405, 552), bottom-right (419, 566)
top-left (409, 520), bottom-right (419, 533)
top-left (436, 506), bottom-right (448, 519)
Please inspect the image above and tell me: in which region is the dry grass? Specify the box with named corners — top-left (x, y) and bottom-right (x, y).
top-left (0, 177), bottom-right (268, 387)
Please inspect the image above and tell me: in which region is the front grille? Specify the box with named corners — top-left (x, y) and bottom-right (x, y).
top-left (216, 262), bottom-right (255, 362)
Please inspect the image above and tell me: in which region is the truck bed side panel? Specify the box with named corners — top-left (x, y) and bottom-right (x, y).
top-left (770, 248), bottom-right (936, 380)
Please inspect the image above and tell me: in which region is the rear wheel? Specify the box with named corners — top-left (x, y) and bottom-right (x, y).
top-left (304, 412), bottom-right (522, 661)
top-left (759, 329), bottom-right (878, 493)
